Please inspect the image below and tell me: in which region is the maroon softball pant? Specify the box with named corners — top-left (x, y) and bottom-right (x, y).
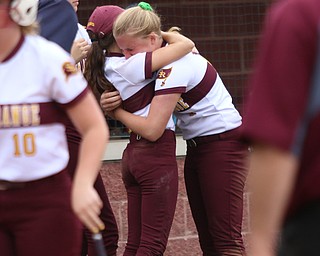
top-left (0, 171), bottom-right (82, 256)
top-left (122, 130), bottom-right (178, 256)
top-left (67, 140), bottom-right (119, 256)
top-left (184, 127), bottom-right (248, 256)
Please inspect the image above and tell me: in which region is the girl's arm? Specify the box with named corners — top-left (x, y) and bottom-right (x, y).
top-left (100, 90), bottom-right (122, 113)
top-left (247, 144), bottom-right (298, 256)
top-left (114, 93), bottom-right (181, 141)
top-left (66, 91), bottom-right (109, 234)
top-left (151, 31), bottom-right (194, 71)
top-left (71, 38), bottom-right (91, 64)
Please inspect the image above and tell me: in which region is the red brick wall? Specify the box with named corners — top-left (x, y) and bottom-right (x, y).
top-left (101, 157), bottom-right (250, 255)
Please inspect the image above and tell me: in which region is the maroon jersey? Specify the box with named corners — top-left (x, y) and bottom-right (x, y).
top-left (242, 0), bottom-right (320, 218)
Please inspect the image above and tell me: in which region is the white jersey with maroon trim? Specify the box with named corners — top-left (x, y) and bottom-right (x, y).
top-left (154, 52), bottom-right (242, 140)
top-left (0, 35), bottom-right (88, 182)
top-left (105, 52), bottom-right (175, 131)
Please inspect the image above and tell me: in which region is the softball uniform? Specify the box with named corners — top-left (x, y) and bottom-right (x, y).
top-left (105, 51), bottom-right (178, 256)
top-left (0, 34), bottom-right (87, 256)
top-left (154, 52), bottom-right (248, 255)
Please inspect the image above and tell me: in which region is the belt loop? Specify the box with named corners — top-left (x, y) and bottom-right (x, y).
top-left (188, 138), bottom-right (197, 147)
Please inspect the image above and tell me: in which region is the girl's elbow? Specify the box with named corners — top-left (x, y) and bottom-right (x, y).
top-left (186, 39), bottom-right (195, 51)
top-left (189, 41), bottom-right (195, 50)
top-left (145, 129), bottom-right (164, 142)
top-left (148, 135), bottom-right (161, 142)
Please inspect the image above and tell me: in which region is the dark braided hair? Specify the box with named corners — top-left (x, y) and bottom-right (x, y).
top-left (84, 31), bottom-right (116, 100)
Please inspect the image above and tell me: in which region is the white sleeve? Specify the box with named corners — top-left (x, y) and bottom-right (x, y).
top-left (154, 56), bottom-right (192, 93)
top-left (76, 23), bottom-right (92, 45)
top-left (45, 44), bottom-right (88, 104)
top-left (113, 52), bottom-right (153, 84)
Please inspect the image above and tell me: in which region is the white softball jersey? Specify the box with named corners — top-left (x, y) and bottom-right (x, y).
top-left (75, 23), bottom-right (92, 45)
top-left (105, 52), bottom-right (175, 131)
top-left (154, 52), bottom-right (242, 140)
top-left (0, 35), bottom-right (88, 181)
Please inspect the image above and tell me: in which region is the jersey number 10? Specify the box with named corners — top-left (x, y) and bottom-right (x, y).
top-left (13, 133), bottom-right (36, 156)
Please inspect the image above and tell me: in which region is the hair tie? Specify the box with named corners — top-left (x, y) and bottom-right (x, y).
top-left (138, 2), bottom-right (153, 11)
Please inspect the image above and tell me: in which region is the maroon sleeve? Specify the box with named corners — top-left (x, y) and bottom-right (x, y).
top-left (242, 0), bottom-right (318, 151)
top-left (145, 52), bottom-right (153, 79)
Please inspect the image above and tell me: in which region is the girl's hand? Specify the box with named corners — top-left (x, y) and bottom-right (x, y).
top-left (71, 38), bottom-right (91, 64)
top-left (100, 90), bottom-right (122, 112)
top-left (71, 182), bottom-right (104, 234)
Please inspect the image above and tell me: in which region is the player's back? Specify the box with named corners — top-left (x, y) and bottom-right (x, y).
top-left (155, 52), bottom-right (241, 139)
top-left (0, 34), bottom-right (87, 182)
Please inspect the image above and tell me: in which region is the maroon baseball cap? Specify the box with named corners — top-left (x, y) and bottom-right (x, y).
top-left (86, 5), bottom-right (124, 37)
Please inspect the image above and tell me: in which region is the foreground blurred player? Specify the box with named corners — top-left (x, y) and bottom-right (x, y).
top-left (242, 0), bottom-right (320, 255)
top-left (0, 0), bottom-right (109, 255)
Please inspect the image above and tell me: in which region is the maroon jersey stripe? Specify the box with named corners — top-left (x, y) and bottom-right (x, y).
top-left (122, 81), bottom-right (155, 113)
top-left (0, 102), bottom-right (67, 128)
top-left (179, 63), bottom-right (217, 110)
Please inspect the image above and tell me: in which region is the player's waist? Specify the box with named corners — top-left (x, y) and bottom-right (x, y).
top-left (0, 169), bottom-right (67, 191)
top-left (129, 129), bottom-right (176, 145)
top-left (186, 127), bottom-right (241, 148)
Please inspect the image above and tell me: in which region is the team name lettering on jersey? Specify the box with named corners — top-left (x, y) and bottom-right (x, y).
top-left (0, 104), bottom-right (40, 128)
top-left (175, 97), bottom-right (190, 112)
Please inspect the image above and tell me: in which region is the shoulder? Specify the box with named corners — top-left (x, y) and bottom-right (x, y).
top-left (108, 53), bottom-right (146, 72)
top-left (106, 55), bottom-right (126, 70)
top-left (268, 0), bottom-right (320, 30)
top-left (161, 52), bottom-right (205, 70)
top-left (25, 34), bottom-right (72, 62)
top-left (261, 0), bottom-right (320, 62)
top-left (24, 35), bottom-right (75, 76)
top-left (26, 34), bottom-right (69, 53)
